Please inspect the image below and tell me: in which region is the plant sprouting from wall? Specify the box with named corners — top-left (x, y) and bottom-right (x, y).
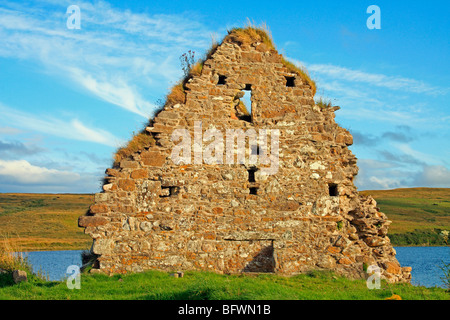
top-left (180, 50), bottom-right (196, 78)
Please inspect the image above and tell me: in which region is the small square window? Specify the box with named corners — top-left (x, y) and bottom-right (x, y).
top-left (285, 76), bottom-right (295, 87)
top-left (218, 75), bottom-right (227, 85)
top-left (249, 187), bottom-right (258, 195)
top-left (160, 186), bottom-right (179, 197)
top-left (328, 184), bottom-right (338, 197)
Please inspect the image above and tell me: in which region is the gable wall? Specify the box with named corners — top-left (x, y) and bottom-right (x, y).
top-left (79, 37), bottom-right (411, 282)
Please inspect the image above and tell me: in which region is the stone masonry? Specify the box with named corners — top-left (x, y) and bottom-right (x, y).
top-left (79, 28), bottom-right (411, 283)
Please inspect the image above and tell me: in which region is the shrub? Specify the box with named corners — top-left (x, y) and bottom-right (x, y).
top-left (440, 259), bottom-right (450, 291)
top-left (180, 50), bottom-right (196, 78)
top-left (0, 236), bottom-right (32, 273)
top-left (315, 97), bottom-right (333, 110)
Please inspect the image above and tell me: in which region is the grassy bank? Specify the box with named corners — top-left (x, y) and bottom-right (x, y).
top-left (0, 269), bottom-right (447, 300)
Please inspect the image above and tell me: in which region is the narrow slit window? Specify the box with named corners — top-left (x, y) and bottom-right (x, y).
top-left (218, 75), bottom-right (227, 85)
top-left (234, 85), bottom-right (252, 122)
top-left (251, 144), bottom-right (259, 155)
top-left (248, 168), bottom-right (257, 183)
top-left (285, 76), bottom-right (295, 87)
top-left (242, 88), bottom-right (252, 115)
top-left (328, 184), bottom-right (338, 197)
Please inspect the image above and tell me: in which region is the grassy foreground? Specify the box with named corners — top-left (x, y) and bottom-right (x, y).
top-left (0, 269), bottom-right (447, 300)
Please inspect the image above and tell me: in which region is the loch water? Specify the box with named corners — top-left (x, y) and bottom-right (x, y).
top-left (20, 246), bottom-right (450, 287)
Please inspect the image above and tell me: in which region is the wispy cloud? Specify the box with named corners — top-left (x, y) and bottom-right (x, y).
top-left (0, 140), bottom-right (46, 158)
top-left (66, 67), bottom-right (155, 117)
top-left (0, 103), bottom-right (122, 147)
top-left (0, 127), bottom-right (23, 135)
top-left (306, 63), bottom-right (447, 96)
top-left (351, 125), bottom-right (415, 147)
top-left (0, 0), bottom-right (215, 117)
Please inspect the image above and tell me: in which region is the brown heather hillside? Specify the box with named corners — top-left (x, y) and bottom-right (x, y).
top-left (360, 188), bottom-right (450, 246)
top-left (0, 193), bottom-right (92, 251)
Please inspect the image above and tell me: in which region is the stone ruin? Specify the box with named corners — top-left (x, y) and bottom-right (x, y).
top-left (79, 26), bottom-right (411, 283)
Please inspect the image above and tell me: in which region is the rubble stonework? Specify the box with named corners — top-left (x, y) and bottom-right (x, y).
top-left (79, 28), bottom-right (411, 283)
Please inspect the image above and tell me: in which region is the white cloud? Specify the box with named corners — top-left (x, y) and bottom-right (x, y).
top-left (414, 165), bottom-right (450, 187)
top-left (395, 143), bottom-right (440, 166)
top-left (66, 67), bottom-right (156, 117)
top-left (0, 127), bottom-right (23, 135)
top-left (0, 103), bottom-right (123, 147)
top-left (305, 63), bottom-right (446, 95)
top-left (367, 176), bottom-right (402, 190)
top-left (0, 159), bottom-right (80, 185)
top-left (355, 156), bottom-right (450, 190)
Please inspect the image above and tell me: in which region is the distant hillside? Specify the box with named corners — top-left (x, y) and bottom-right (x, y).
top-left (0, 188), bottom-right (448, 250)
top-left (0, 193), bottom-right (93, 251)
top-left (360, 188), bottom-right (450, 246)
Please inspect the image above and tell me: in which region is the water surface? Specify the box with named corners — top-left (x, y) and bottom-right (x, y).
top-left (394, 246), bottom-right (449, 288)
top-left (21, 247), bottom-right (450, 287)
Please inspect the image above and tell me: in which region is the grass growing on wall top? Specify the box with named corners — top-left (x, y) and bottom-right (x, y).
top-left (226, 22), bottom-right (316, 95)
top-left (114, 130), bottom-right (156, 164)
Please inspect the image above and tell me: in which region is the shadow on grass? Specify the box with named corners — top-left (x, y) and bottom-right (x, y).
top-left (0, 273), bottom-right (14, 288)
top-left (0, 272), bottom-right (60, 289)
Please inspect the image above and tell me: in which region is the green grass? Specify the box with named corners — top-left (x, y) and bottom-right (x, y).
top-left (389, 229), bottom-right (448, 246)
top-left (0, 269), bottom-right (447, 300)
top-left (315, 97), bottom-right (333, 110)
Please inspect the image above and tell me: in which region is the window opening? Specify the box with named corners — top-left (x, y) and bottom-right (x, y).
top-left (328, 184), bottom-right (338, 197)
top-left (218, 75), bottom-right (227, 85)
top-left (285, 76), bottom-right (295, 87)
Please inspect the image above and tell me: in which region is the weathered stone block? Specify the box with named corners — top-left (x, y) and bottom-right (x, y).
top-left (89, 204), bottom-right (109, 214)
top-left (384, 261), bottom-right (402, 275)
top-left (12, 270), bottom-right (27, 284)
top-left (120, 160), bottom-right (139, 169)
top-left (131, 169), bottom-right (148, 179)
top-left (141, 151), bottom-right (166, 167)
top-left (118, 179), bottom-right (135, 191)
top-left (78, 216), bottom-right (108, 228)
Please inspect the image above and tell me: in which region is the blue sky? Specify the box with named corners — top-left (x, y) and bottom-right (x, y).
top-left (0, 0), bottom-right (449, 193)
